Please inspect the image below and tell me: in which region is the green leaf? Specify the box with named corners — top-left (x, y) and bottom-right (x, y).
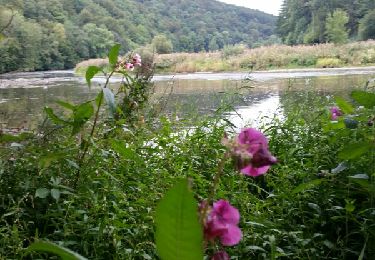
top-left (108, 44), bottom-right (121, 67)
top-left (155, 179), bottom-right (203, 260)
top-left (35, 188), bottom-right (50, 199)
top-left (27, 241), bottom-right (87, 260)
top-left (292, 179), bottom-right (324, 194)
top-left (73, 102), bottom-right (94, 122)
top-left (351, 90), bottom-right (375, 109)
top-left (56, 100), bottom-right (75, 110)
top-left (103, 88), bottom-right (116, 118)
top-left (44, 107), bottom-right (70, 125)
top-left (335, 97), bottom-right (354, 114)
top-left (111, 140), bottom-right (140, 161)
top-left (39, 153), bottom-right (66, 169)
top-left (51, 189), bottom-right (61, 201)
top-left (71, 102), bottom-right (94, 135)
top-left (85, 66), bottom-right (101, 87)
top-left (338, 142), bottom-right (373, 160)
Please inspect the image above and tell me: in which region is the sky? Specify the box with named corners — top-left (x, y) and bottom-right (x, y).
top-left (217, 0), bottom-right (283, 16)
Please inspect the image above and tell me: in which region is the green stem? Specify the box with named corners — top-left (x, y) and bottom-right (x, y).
top-left (201, 152), bottom-right (229, 224)
top-left (74, 70), bottom-right (114, 185)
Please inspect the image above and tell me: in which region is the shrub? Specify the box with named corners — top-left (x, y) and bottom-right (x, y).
top-left (316, 57), bottom-right (342, 68)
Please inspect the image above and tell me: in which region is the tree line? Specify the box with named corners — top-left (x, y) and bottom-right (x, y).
top-left (277, 0), bottom-right (375, 45)
top-left (0, 0), bottom-right (276, 73)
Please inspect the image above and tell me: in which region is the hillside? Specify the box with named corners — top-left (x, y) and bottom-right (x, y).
top-left (277, 0), bottom-right (375, 44)
top-left (0, 0), bottom-right (276, 73)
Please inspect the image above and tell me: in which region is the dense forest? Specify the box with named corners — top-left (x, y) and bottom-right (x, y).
top-left (0, 0), bottom-right (276, 73)
top-left (277, 0), bottom-right (375, 44)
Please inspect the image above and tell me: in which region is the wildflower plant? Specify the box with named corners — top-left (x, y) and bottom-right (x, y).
top-left (155, 127), bottom-right (277, 259)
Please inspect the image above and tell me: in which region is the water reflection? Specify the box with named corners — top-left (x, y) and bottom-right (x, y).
top-left (0, 71), bottom-right (374, 131)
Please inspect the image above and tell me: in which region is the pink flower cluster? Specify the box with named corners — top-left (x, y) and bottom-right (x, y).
top-left (200, 128), bottom-right (277, 259)
top-left (117, 53), bottom-right (142, 71)
top-left (201, 200), bottom-right (242, 246)
top-left (330, 106), bottom-right (343, 121)
top-left (224, 128), bottom-right (277, 177)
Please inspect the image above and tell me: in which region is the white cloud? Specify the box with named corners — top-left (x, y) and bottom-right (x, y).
top-left (217, 0), bottom-right (283, 16)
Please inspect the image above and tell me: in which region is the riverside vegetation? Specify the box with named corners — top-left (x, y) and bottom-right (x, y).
top-left (75, 40), bottom-right (375, 74)
top-left (1, 45), bottom-right (375, 259)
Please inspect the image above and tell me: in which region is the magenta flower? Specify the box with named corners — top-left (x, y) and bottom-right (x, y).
top-left (203, 200), bottom-right (242, 246)
top-left (211, 250), bottom-right (230, 260)
top-left (225, 128), bottom-right (277, 177)
top-left (125, 62), bottom-right (134, 70)
top-left (330, 106), bottom-right (343, 121)
top-left (132, 53), bottom-right (142, 66)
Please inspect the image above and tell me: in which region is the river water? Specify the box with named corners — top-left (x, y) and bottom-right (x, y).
top-left (1, 67), bottom-right (374, 132)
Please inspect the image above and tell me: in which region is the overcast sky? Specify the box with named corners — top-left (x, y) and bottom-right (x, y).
top-left (217, 0), bottom-right (283, 16)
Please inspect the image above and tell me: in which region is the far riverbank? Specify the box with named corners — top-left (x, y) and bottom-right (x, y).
top-left (74, 40), bottom-right (375, 75)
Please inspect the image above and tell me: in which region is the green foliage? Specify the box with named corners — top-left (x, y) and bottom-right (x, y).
top-left (316, 58), bottom-right (342, 68)
top-left (277, 0), bottom-right (375, 44)
top-left (155, 179), bottom-right (203, 260)
top-left (359, 10), bottom-right (375, 40)
top-left (152, 35), bottom-right (173, 54)
top-left (0, 0), bottom-right (276, 73)
top-left (351, 90), bottom-right (375, 108)
top-left (325, 9), bottom-right (349, 44)
top-left (27, 241), bottom-right (87, 260)
top-left (1, 44), bottom-right (375, 259)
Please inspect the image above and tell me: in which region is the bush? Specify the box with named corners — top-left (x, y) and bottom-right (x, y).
top-left (316, 57), bottom-right (343, 68)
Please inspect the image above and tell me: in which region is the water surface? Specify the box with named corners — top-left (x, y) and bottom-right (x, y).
top-left (1, 68), bottom-right (374, 131)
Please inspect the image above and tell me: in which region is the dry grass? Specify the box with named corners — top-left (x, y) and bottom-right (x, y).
top-left (75, 41), bottom-right (375, 74)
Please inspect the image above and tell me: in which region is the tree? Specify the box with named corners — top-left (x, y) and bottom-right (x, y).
top-left (325, 9), bottom-right (349, 44)
top-left (151, 34), bottom-right (173, 54)
top-left (358, 10), bottom-right (375, 40)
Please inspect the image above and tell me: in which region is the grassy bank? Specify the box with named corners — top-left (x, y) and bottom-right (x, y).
top-left (75, 40), bottom-right (375, 74)
top-left (3, 45), bottom-right (374, 259)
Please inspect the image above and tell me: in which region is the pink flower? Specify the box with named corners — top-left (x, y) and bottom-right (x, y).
top-left (203, 200), bottom-right (242, 246)
top-left (125, 62), bottom-right (134, 71)
top-left (132, 53), bottom-right (142, 66)
top-left (225, 128), bottom-right (277, 177)
top-left (330, 106), bottom-right (343, 121)
top-left (211, 250), bottom-right (230, 260)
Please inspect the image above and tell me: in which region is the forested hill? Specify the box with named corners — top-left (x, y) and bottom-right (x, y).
top-left (0, 0), bottom-right (276, 73)
top-left (277, 0), bottom-right (375, 45)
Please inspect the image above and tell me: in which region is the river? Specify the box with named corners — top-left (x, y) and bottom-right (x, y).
top-left (1, 67), bottom-right (374, 132)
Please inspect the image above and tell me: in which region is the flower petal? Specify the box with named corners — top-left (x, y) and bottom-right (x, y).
top-left (241, 165), bottom-right (270, 177)
top-left (220, 225), bottom-right (242, 246)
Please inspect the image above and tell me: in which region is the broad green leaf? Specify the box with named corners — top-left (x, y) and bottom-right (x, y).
top-left (85, 66), bottom-right (101, 87)
top-left (27, 241), bottom-right (87, 260)
top-left (351, 90), bottom-right (375, 108)
top-left (349, 174), bottom-right (369, 180)
top-left (155, 179), bottom-right (203, 260)
top-left (345, 200), bottom-right (355, 213)
top-left (35, 188), bottom-right (50, 199)
top-left (44, 107), bottom-right (70, 125)
top-left (103, 88), bottom-right (116, 117)
top-left (335, 97), bottom-right (353, 114)
top-left (51, 189), bottom-right (61, 201)
top-left (39, 153), bottom-right (66, 169)
top-left (246, 245), bottom-right (266, 252)
top-left (74, 102), bottom-right (94, 122)
top-left (292, 179), bottom-right (323, 194)
top-left (71, 102), bottom-right (94, 135)
top-left (110, 140), bottom-right (140, 162)
top-left (338, 142), bottom-right (373, 160)
top-left (56, 100), bottom-right (75, 110)
top-left (108, 44), bottom-right (121, 67)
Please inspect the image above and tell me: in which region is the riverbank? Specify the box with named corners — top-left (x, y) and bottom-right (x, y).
top-left (74, 40), bottom-right (375, 74)
top-left (2, 66), bottom-right (375, 89)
